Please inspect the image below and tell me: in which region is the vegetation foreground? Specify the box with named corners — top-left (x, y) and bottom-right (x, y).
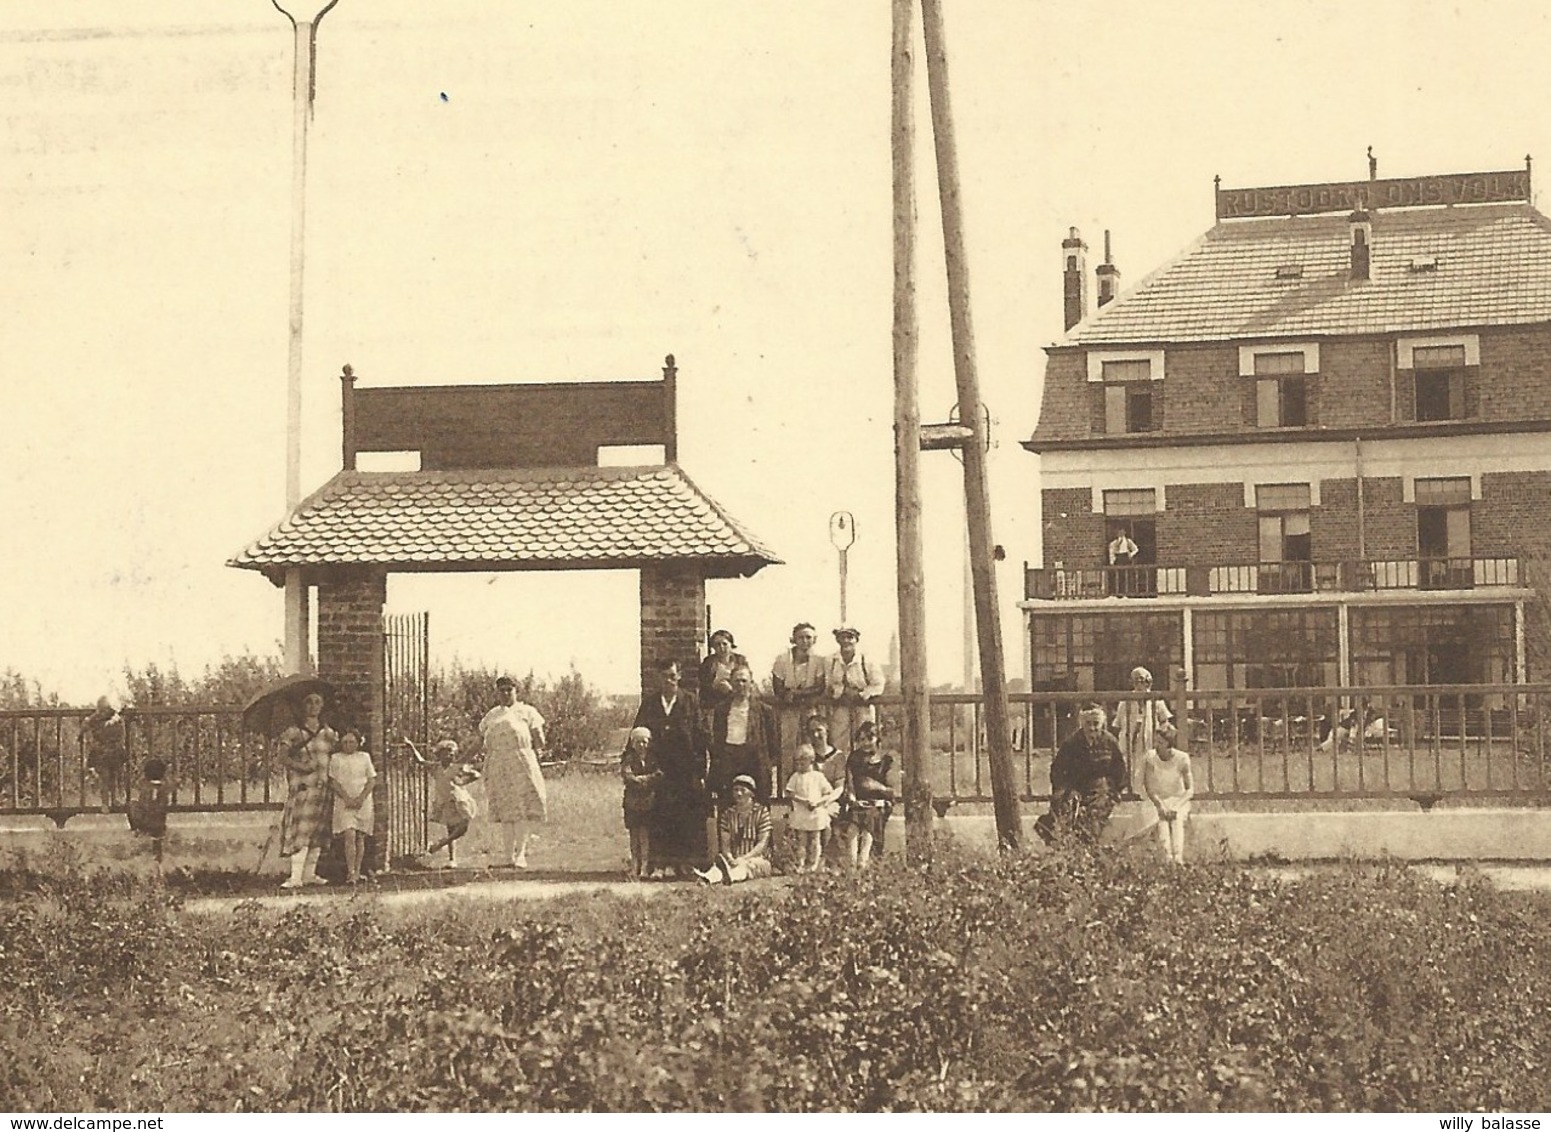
top-left (2, 845), bottom-right (1548, 1113)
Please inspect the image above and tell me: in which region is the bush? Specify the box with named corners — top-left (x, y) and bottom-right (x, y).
top-left (4, 847), bottom-right (1551, 1111)
top-left (427, 663), bottom-right (626, 762)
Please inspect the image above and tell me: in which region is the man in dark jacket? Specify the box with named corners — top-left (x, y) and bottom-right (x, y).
top-left (1036, 702), bottom-right (1128, 846)
top-left (632, 659), bottom-right (710, 877)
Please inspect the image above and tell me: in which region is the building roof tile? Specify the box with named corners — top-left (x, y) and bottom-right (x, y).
top-left (1067, 203), bottom-right (1551, 345)
top-left (228, 464), bottom-right (781, 580)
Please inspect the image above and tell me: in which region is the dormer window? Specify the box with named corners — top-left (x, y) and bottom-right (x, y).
top-left (1408, 255), bottom-right (1440, 273)
top-left (1086, 350), bottom-right (1165, 436)
top-left (1399, 334), bottom-right (1478, 422)
top-left (1239, 343), bottom-right (1318, 429)
top-left (1273, 263), bottom-right (1304, 280)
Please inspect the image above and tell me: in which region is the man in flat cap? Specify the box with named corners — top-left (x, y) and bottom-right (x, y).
top-left (826, 626), bottom-right (885, 751)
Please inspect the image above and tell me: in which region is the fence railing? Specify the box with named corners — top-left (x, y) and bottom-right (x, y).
top-left (1025, 556), bottom-right (1522, 600)
top-left (0, 707), bottom-right (279, 823)
top-left (849, 683), bottom-right (1551, 805)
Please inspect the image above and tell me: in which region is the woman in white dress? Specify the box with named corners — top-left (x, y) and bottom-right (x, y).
top-left (479, 675), bottom-right (548, 869)
top-left (1112, 665), bottom-right (1172, 795)
top-left (1141, 722), bottom-right (1194, 865)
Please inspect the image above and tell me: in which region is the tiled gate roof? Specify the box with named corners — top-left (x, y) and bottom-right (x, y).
top-left (228, 464), bottom-right (780, 581)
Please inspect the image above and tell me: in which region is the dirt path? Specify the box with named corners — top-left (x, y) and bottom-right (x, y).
top-left (181, 869), bottom-right (795, 915)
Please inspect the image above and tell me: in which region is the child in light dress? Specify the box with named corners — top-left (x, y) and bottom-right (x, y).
top-left (419, 739), bottom-right (481, 869)
top-left (785, 743), bottom-right (842, 874)
top-left (1140, 721), bottom-right (1194, 865)
top-left (327, 727), bottom-right (377, 884)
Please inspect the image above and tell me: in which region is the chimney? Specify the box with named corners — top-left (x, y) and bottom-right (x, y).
top-left (1096, 229), bottom-right (1121, 307)
top-left (1062, 227), bottom-right (1088, 331)
top-left (662, 353), bottom-right (678, 463)
top-left (1349, 209), bottom-right (1372, 281)
top-left (340, 363), bottom-right (358, 470)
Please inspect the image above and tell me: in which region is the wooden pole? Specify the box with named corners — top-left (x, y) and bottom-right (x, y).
top-left (921, 0), bottom-right (1022, 849)
top-left (892, 0), bottom-right (932, 865)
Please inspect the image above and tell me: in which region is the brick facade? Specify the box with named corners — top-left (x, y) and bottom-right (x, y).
top-left (316, 567), bottom-right (388, 867)
top-left (1158, 483), bottom-right (1253, 566)
top-left (1040, 474), bottom-right (1551, 570)
top-left (639, 565), bottom-right (706, 698)
top-left (1042, 488), bottom-right (1101, 568)
top-left (1032, 327), bottom-right (1551, 446)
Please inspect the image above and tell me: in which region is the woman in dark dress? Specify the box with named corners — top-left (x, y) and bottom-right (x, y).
top-left (631, 659), bottom-right (710, 877)
top-left (697, 629), bottom-right (748, 720)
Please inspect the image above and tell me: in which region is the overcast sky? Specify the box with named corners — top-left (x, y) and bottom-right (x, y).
top-left (5, 1), bottom-right (1551, 702)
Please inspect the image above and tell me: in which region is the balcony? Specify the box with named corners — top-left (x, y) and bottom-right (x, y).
top-left (1024, 556), bottom-right (1522, 601)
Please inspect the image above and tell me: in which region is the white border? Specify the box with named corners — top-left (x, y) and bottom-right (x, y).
top-left (1086, 348), bottom-right (1166, 382)
top-left (1397, 332), bottom-right (1479, 368)
top-left (1237, 341), bottom-right (1320, 376)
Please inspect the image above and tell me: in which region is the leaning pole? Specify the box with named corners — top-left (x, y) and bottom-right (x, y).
top-left (891, 0), bottom-right (932, 865)
top-left (921, 0), bottom-right (1022, 850)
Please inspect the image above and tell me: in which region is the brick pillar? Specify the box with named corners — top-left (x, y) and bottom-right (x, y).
top-left (640, 565), bottom-right (706, 698)
top-left (316, 567), bottom-right (387, 871)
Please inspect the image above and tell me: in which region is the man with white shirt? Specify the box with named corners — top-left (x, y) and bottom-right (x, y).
top-left (827, 626), bottom-right (886, 750)
top-left (771, 621), bottom-right (828, 787)
top-left (710, 663), bottom-right (779, 805)
top-left (630, 659), bottom-right (709, 877)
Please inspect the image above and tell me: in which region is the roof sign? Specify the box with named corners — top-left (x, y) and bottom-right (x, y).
top-left (1217, 168), bottom-right (1530, 220)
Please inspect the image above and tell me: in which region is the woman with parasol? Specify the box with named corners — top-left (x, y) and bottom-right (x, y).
top-left (273, 688), bottom-right (338, 888)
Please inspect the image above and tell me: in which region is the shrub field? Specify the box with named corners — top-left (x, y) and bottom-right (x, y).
top-left (2, 844), bottom-right (1549, 1112)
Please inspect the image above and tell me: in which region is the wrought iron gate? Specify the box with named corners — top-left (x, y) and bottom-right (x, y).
top-left (383, 611), bottom-right (431, 860)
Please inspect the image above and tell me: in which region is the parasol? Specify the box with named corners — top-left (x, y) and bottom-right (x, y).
top-left (241, 674), bottom-right (338, 737)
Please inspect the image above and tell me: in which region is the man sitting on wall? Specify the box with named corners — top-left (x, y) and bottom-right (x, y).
top-left (1035, 703), bottom-right (1128, 846)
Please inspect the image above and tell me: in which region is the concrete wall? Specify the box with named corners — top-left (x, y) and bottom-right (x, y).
top-left (938, 805), bottom-right (1551, 861)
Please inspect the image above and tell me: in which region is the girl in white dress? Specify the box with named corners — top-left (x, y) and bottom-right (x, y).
top-left (785, 743), bottom-right (842, 873)
top-left (1141, 722), bottom-right (1194, 865)
top-left (327, 728), bottom-right (377, 884)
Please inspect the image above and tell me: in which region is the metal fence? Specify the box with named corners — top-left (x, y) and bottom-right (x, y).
top-left (855, 683), bottom-right (1551, 805)
top-left (0, 706), bottom-right (278, 824)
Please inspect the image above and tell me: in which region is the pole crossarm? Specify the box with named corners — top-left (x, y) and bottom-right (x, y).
top-left (919, 421), bottom-right (975, 450)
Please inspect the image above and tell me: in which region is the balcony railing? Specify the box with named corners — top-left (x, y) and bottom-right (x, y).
top-left (1025, 556), bottom-right (1521, 600)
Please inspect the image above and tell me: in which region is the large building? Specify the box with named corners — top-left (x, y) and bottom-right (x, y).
top-left (1023, 163), bottom-right (1551, 698)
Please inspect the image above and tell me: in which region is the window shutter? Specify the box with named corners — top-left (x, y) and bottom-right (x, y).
top-left (1089, 386), bottom-right (1107, 434)
top-left (1303, 373), bottom-right (1319, 427)
top-left (1462, 368), bottom-right (1480, 418)
top-left (1397, 371), bottom-right (1417, 422)
top-left (1151, 385), bottom-right (1163, 431)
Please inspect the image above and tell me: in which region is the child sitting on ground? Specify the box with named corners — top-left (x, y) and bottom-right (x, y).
top-left (419, 739), bottom-right (481, 869)
top-left (328, 727), bottom-right (377, 883)
top-left (785, 742), bottom-right (842, 874)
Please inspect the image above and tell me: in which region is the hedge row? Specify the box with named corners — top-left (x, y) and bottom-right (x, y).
top-left (2, 844), bottom-right (1548, 1111)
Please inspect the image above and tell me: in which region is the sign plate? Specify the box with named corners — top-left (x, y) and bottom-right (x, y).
top-left (1216, 169), bottom-right (1530, 219)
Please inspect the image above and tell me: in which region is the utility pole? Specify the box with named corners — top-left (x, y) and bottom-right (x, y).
top-left (272, 0), bottom-right (341, 675)
top-left (891, 0), bottom-right (932, 865)
top-left (921, 0), bottom-right (1022, 850)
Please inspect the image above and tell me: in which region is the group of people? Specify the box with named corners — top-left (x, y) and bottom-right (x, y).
top-left (620, 622), bottom-right (895, 883)
top-left (274, 674), bottom-right (551, 887)
top-left (1035, 666), bottom-right (1194, 864)
top-left (271, 691), bottom-right (380, 887)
